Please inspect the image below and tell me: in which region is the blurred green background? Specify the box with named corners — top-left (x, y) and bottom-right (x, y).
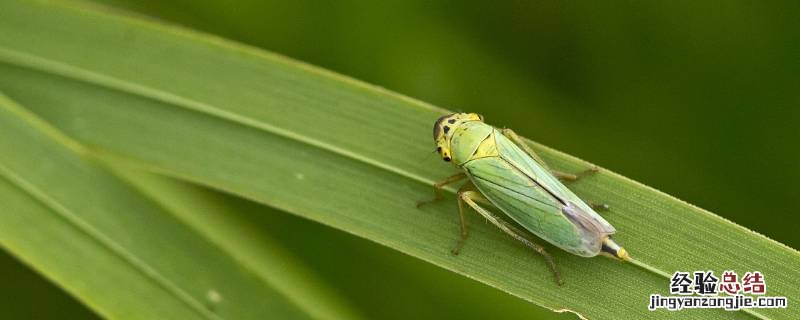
top-left (3, 1), bottom-right (797, 319)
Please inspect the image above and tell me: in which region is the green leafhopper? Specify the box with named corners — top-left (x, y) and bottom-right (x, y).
top-left (419, 113), bottom-right (629, 285)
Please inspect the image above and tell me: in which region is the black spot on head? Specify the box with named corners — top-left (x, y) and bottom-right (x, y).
top-left (443, 126), bottom-right (450, 134)
top-left (436, 146), bottom-right (442, 153)
top-left (448, 119), bottom-right (456, 124)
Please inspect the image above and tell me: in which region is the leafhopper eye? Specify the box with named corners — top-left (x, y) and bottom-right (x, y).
top-left (433, 114), bottom-right (451, 140)
top-left (433, 125), bottom-right (442, 140)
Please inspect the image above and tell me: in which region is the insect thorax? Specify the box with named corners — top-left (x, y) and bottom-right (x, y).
top-left (449, 121), bottom-right (495, 165)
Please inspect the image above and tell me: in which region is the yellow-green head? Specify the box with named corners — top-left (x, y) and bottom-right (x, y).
top-left (432, 113), bottom-right (483, 162)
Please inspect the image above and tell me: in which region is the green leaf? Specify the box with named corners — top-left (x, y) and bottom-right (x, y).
top-left (108, 164), bottom-right (365, 320)
top-left (0, 1), bottom-right (797, 319)
top-left (116, 169), bottom-right (572, 320)
top-left (0, 249), bottom-right (100, 319)
top-left (0, 94), bottom-right (319, 319)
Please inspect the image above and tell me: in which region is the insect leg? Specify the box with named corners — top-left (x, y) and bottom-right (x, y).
top-left (585, 200), bottom-right (610, 211)
top-left (450, 183), bottom-right (499, 255)
top-left (500, 128), bottom-right (551, 170)
top-left (452, 183), bottom-right (473, 255)
top-left (502, 128), bottom-right (600, 182)
top-left (552, 169), bottom-right (610, 209)
top-left (552, 166), bottom-right (599, 182)
top-left (459, 190), bottom-right (563, 285)
top-left (416, 172), bottom-right (467, 208)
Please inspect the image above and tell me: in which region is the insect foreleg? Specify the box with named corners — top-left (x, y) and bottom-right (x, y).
top-left (458, 190), bottom-right (563, 285)
top-left (416, 172), bottom-right (467, 208)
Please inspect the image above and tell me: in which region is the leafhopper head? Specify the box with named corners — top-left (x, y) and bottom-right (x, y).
top-left (432, 113), bottom-right (483, 162)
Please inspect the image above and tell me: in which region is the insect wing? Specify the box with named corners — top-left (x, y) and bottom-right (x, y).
top-left (464, 157), bottom-right (591, 255)
top-left (488, 131), bottom-right (615, 255)
top-left (493, 131), bottom-right (570, 200)
top-left (494, 131), bottom-right (616, 236)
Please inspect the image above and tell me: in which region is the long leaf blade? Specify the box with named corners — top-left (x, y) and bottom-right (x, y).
top-left (110, 165), bottom-right (365, 320)
top-left (0, 1), bottom-right (797, 319)
top-left (0, 93), bottom-right (313, 319)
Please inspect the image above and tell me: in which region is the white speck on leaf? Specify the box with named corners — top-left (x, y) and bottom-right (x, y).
top-left (206, 289), bottom-right (222, 304)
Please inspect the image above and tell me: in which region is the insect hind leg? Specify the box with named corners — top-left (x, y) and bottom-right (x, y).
top-left (458, 190), bottom-right (563, 285)
top-left (586, 200), bottom-right (610, 211)
top-left (551, 168), bottom-right (611, 210)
